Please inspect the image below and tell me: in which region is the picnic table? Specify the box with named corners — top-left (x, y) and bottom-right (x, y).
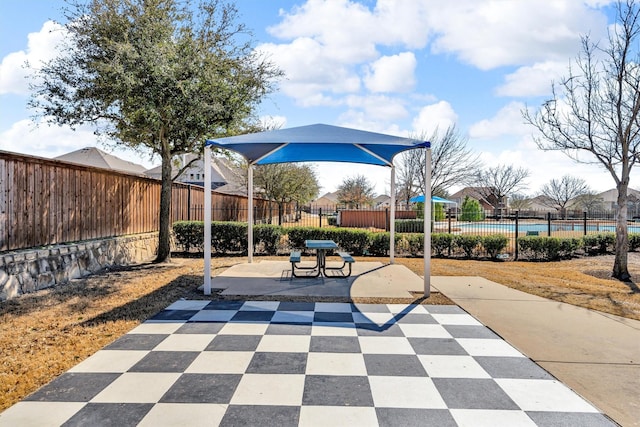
top-left (290, 240), bottom-right (354, 278)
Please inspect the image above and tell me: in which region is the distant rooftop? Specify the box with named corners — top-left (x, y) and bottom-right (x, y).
top-left (55, 147), bottom-right (147, 175)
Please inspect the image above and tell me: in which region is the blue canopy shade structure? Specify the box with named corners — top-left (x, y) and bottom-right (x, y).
top-left (409, 195), bottom-right (456, 204)
top-left (205, 124), bottom-right (429, 166)
top-left (201, 124), bottom-right (432, 296)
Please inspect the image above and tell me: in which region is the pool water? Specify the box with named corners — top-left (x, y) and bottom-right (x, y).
top-left (455, 222), bottom-right (640, 233)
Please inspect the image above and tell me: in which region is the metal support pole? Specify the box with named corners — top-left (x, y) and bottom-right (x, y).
top-left (515, 210), bottom-right (519, 260)
top-left (423, 147), bottom-right (431, 297)
top-left (248, 165), bottom-right (254, 263)
top-left (204, 146), bottom-right (212, 295)
top-left (390, 165), bottom-right (396, 264)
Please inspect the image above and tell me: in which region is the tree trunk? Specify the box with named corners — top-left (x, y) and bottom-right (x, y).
top-left (155, 146), bottom-right (173, 263)
top-left (612, 183), bottom-right (629, 280)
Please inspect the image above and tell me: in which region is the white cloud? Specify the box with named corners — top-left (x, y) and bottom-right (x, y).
top-left (344, 94), bottom-right (408, 121)
top-left (469, 102), bottom-right (531, 139)
top-left (257, 38), bottom-right (361, 104)
top-left (0, 21), bottom-right (66, 95)
top-left (425, 0), bottom-right (607, 70)
top-left (496, 61), bottom-right (569, 97)
top-left (364, 52), bottom-right (416, 93)
top-left (0, 118), bottom-right (157, 169)
top-left (412, 100), bottom-right (458, 136)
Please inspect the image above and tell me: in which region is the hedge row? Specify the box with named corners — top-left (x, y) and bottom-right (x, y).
top-left (173, 221), bottom-right (282, 255)
top-left (173, 222), bottom-right (639, 260)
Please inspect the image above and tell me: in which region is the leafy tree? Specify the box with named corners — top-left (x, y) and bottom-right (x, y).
top-left (413, 201), bottom-right (446, 220)
top-left (539, 175), bottom-right (590, 219)
top-left (337, 174), bottom-right (376, 208)
top-left (254, 163), bottom-right (320, 225)
top-left (475, 164), bottom-right (530, 217)
top-left (29, 0), bottom-right (282, 262)
top-left (396, 125), bottom-right (481, 206)
top-left (433, 202), bottom-right (446, 221)
top-left (460, 196), bottom-right (485, 221)
top-left (523, 0), bottom-right (640, 280)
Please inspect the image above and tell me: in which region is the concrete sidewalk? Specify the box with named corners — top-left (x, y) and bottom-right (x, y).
top-left (433, 276), bottom-right (640, 427)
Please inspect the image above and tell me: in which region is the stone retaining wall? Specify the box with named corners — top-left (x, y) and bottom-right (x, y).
top-left (0, 233), bottom-right (159, 301)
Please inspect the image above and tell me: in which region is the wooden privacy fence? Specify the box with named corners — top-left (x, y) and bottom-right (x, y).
top-left (0, 151), bottom-right (277, 252)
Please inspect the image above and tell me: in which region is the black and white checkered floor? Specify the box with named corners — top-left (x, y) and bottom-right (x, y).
top-left (0, 300), bottom-right (615, 426)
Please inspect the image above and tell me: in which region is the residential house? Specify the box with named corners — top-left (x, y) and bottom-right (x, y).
top-left (144, 154), bottom-right (244, 194)
top-left (373, 194), bottom-right (391, 208)
top-left (311, 191), bottom-right (339, 208)
top-left (449, 187), bottom-right (500, 212)
top-left (55, 147), bottom-right (147, 175)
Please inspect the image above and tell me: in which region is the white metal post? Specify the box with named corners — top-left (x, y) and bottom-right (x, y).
top-left (248, 164), bottom-right (254, 263)
top-left (424, 147), bottom-right (432, 297)
top-left (204, 146), bottom-right (212, 295)
top-left (389, 165), bottom-right (396, 264)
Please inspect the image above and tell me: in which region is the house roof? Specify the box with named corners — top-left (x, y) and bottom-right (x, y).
top-left (145, 154), bottom-right (242, 184)
top-left (55, 147), bottom-right (147, 175)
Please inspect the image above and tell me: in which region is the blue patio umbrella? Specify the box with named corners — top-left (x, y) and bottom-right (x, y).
top-left (201, 124), bottom-right (432, 296)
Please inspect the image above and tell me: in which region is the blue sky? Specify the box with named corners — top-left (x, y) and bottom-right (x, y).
top-left (1, 0), bottom-right (638, 196)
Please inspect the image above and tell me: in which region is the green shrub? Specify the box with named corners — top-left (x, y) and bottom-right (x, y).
top-left (211, 222), bottom-right (247, 253)
top-left (254, 225), bottom-right (282, 255)
top-left (583, 233), bottom-right (615, 254)
top-left (404, 233), bottom-right (424, 257)
top-left (286, 227), bottom-right (330, 250)
top-left (630, 233), bottom-right (640, 251)
top-left (454, 234), bottom-right (482, 258)
top-left (283, 227), bottom-right (372, 255)
top-left (559, 238), bottom-right (582, 258)
top-left (432, 233), bottom-right (454, 257)
top-left (332, 229), bottom-right (371, 256)
top-left (483, 234), bottom-right (508, 259)
top-left (173, 221), bottom-right (281, 255)
top-left (518, 236), bottom-right (581, 260)
top-left (434, 203), bottom-right (445, 221)
top-left (518, 236), bottom-right (545, 260)
top-left (172, 221), bottom-right (204, 252)
top-left (368, 232), bottom-right (390, 256)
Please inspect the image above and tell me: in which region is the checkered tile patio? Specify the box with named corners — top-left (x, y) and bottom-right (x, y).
top-left (0, 300), bottom-right (615, 426)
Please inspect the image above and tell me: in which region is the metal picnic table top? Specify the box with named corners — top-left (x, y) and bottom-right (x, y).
top-left (305, 239), bottom-right (338, 249)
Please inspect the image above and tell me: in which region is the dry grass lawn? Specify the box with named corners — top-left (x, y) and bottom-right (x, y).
top-left (1, 253), bottom-right (638, 411)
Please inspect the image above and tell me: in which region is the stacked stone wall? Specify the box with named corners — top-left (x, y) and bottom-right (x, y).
top-left (0, 233), bottom-right (158, 301)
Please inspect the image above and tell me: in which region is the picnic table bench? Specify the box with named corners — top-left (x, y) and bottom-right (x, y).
top-left (290, 240), bottom-right (355, 278)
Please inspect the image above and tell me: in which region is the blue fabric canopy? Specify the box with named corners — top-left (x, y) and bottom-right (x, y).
top-left (202, 123), bottom-right (433, 298)
top-left (410, 195), bottom-right (456, 204)
top-left (206, 123), bottom-right (429, 166)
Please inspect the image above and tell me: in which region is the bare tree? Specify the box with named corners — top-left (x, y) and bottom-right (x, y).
top-left (337, 175), bottom-right (376, 208)
top-left (573, 191), bottom-right (606, 214)
top-left (523, 0), bottom-right (640, 280)
top-left (475, 165), bottom-right (530, 217)
top-left (254, 163), bottom-right (320, 225)
top-left (539, 175), bottom-right (590, 219)
top-left (509, 193), bottom-right (532, 211)
top-left (396, 125), bottom-right (481, 205)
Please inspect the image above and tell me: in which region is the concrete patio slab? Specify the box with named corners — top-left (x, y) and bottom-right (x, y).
top-left (208, 261), bottom-right (434, 299)
top-left (433, 275), bottom-right (640, 427)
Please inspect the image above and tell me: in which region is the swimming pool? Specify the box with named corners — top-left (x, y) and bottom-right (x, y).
top-left (454, 222), bottom-right (640, 234)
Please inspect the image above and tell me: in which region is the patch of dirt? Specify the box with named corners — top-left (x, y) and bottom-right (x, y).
top-left (1, 253), bottom-right (638, 411)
